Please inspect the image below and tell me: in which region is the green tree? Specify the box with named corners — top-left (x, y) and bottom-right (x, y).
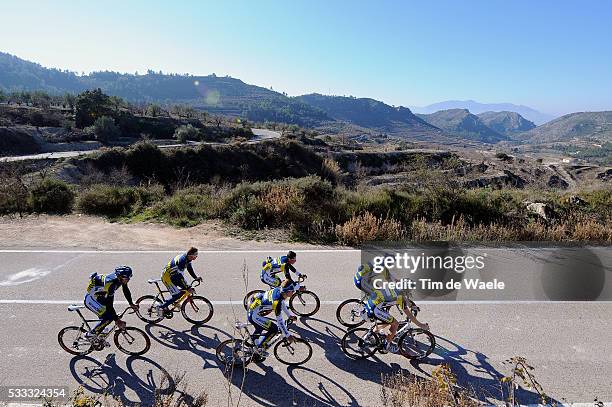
top-left (75, 88), bottom-right (113, 128)
top-left (31, 91), bottom-right (51, 109)
top-left (0, 89), bottom-right (6, 103)
top-left (91, 116), bottom-right (120, 143)
top-left (174, 124), bottom-right (199, 143)
top-left (62, 93), bottom-right (76, 110)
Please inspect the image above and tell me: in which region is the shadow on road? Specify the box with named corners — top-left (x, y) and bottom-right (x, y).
top-left (69, 353), bottom-right (176, 406)
top-left (144, 322), bottom-right (230, 370)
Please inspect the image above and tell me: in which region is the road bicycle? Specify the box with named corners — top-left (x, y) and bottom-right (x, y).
top-left (135, 279), bottom-right (214, 325)
top-left (216, 320), bottom-right (312, 367)
top-left (242, 275), bottom-right (320, 317)
top-left (341, 316), bottom-right (435, 360)
top-left (336, 294), bottom-right (420, 328)
top-left (58, 305), bottom-right (150, 356)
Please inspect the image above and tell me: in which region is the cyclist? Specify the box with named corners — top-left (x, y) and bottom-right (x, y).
top-left (354, 262), bottom-right (392, 295)
top-left (365, 289), bottom-right (429, 353)
top-left (84, 266), bottom-right (137, 340)
top-left (247, 282), bottom-right (297, 356)
top-left (260, 250), bottom-right (305, 289)
top-left (156, 247), bottom-right (202, 317)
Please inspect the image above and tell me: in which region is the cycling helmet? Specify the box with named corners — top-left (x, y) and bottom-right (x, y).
top-left (115, 265), bottom-right (133, 278)
top-left (287, 250), bottom-right (296, 260)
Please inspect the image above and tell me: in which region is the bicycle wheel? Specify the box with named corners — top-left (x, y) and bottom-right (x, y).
top-left (274, 338), bottom-right (312, 366)
top-left (336, 299), bottom-right (366, 328)
top-left (216, 339), bottom-right (253, 367)
top-left (58, 326), bottom-right (94, 356)
top-left (341, 328), bottom-right (380, 360)
top-left (114, 327), bottom-right (151, 356)
top-left (181, 295), bottom-right (214, 325)
top-left (398, 328), bottom-right (436, 360)
top-left (135, 295), bottom-right (164, 324)
top-left (289, 290), bottom-right (320, 317)
top-left (243, 289), bottom-right (265, 311)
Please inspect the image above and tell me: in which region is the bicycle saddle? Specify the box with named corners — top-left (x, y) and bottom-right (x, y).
top-left (68, 304), bottom-right (85, 311)
top-left (147, 278), bottom-right (162, 283)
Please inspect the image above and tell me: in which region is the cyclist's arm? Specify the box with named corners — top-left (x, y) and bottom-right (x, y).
top-left (121, 284), bottom-right (134, 306)
top-left (284, 263), bottom-right (301, 280)
top-left (280, 298), bottom-right (295, 319)
top-left (274, 303), bottom-right (291, 337)
top-left (186, 261), bottom-right (198, 280)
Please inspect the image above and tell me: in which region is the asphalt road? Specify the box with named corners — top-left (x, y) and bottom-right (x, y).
top-left (0, 248), bottom-right (611, 406)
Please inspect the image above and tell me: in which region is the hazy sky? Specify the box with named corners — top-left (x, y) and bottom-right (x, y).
top-left (2, 0), bottom-right (611, 115)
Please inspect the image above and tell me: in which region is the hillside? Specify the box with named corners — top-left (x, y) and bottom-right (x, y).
top-left (417, 109), bottom-right (508, 143)
top-left (294, 93), bottom-right (440, 136)
top-left (411, 100), bottom-right (555, 125)
top-left (515, 111), bottom-right (612, 143)
top-left (477, 111), bottom-right (536, 136)
top-left (0, 52), bottom-right (329, 127)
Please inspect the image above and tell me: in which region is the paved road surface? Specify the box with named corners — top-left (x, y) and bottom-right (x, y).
top-left (0, 248), bottom-right (611, 406)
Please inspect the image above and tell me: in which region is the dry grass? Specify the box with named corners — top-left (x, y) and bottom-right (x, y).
top-left (409, 215), bottom-right (611, 242)
top-left (380, 365), bottom-right (480, 407)
top-left (335, 211), bottom-right (405, 245)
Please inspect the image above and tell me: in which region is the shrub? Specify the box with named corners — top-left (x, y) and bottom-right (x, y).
top-left (174, 124), bottom-right (199, 143)
top-left (91, 116), bottom-right (120, 143)
top-left (145, 186), bottom-right (218, 226)
top-left (28, 178), bottom-right (75, 214)
top-left (78, 185), bottom-right (137, 217)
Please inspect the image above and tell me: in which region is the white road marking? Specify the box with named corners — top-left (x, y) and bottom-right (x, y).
top-left (0, 249), bottom-right (360, 253)
top-left (2, 299), bottom-right (612, 305)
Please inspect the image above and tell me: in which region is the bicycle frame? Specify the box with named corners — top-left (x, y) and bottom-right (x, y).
top-left (70, 306), bottom-right (133, 339)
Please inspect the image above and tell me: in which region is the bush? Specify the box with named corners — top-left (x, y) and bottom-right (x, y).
top-left (145, 186), bottom-right (218, 226)
top-left (91, 116), bottom-right (120, 143)
top-left (28, 178), bottom-right (75, 214)
top-left (174, 124), bottom-right (199, 143)
top-left (78, 185), bottom-right (137, 217)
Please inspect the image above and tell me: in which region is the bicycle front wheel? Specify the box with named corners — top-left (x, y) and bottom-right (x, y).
top-left (135, 295), bottom-right (164, 324)
top-left (216, 339), bottom-right (253, 367)
top-left (336, 299), bottom-right (366, 328)
top-left (114, 327), bottom-right (151, 356)
top-left (181, 295), bottom-right (214, 325)
top-left (274, 338), bottom-right (312, 366)
top-left (398, 328), bottom-right (436, 360)
top-left (341, 328), bottom-right (379, 360)
top-left (58, 326), bottom-right (93, 356)
top-left (289, 290), bottom-right (320, 317)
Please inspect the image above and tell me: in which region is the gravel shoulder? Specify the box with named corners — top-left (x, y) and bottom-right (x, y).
top-left (0, 215), bottom-right (333, 250)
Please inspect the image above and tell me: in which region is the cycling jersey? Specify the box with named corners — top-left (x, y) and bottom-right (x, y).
top-left (84, 272), bottom-right (133, 334)
top-left (86, 272), bottom-right (133, 305)
top-left (159, 253), bottom-right (199, 308)
top-left (261, 255), bottom-right (301, 286)
top-left (248, 288), bottom-right (294, 338)
top-left (163, 253), bottom-right (197, 280)
top-left (365, 290), bottom-right (407, 324)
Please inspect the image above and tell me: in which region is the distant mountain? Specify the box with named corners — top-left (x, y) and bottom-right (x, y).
top-left (416, 109), bottom-right (508, 143)
top-left (514, 111), bottom-right (612, 143)
top-left (477, 111), bottom-right (536, 136)
top-left (411, 100), bottom-right (555, 125)
top-left (294, 93), bottom-right (439, 136)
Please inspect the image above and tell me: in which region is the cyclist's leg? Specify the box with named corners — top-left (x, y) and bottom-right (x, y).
top-left (84, 294), bottom-right (115, 335)
top-left (373, 306), bottom-right (395, 342)
top-left (159, 273), bottom-right (187, 309)
top-left (261, 271), bottom-right (281, 288)
top-left (250, 312), bottom-right (276, 347)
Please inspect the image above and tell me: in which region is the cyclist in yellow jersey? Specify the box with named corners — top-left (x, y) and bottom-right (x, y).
top-left (365, 289), bottom-right (429, 353)
top-left (156, 247), bottom-right (202, 316)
